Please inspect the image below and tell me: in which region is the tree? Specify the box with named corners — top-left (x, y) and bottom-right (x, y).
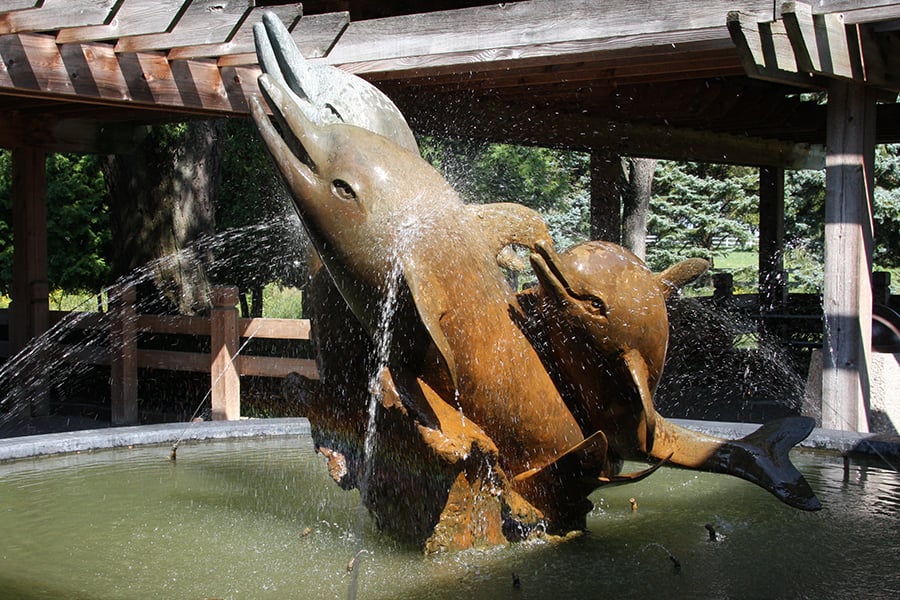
top-left (646, 161), bottom-right (758, 272)
top-left (0, 151), bottom-right (110, 301)
top-left (103, 120), bottom-right (224, 314)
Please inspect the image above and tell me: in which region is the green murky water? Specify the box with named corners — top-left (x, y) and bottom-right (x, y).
top-left (1, 436), bottom-right (897, 599)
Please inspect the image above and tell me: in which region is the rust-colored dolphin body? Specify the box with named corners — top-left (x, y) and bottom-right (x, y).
top-left (524, 240), bottom-right (822, 511)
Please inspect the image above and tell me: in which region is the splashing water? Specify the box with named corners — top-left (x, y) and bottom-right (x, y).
top-left (0, 222), bottom-right (306, 435)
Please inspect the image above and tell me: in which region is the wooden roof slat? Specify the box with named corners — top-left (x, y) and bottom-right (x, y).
top-left (167, 5), bottom-right (305, 61)
top-left (0, 32), bottom-right (260, 116)
top-left (55, 0), bottom-right (187, 45)
top-left (0, 0), bottom-right (119, 35)
top-left (115, 0), bottom-right (254, 53)
top-left (215, 11), bottom-right (350, 66)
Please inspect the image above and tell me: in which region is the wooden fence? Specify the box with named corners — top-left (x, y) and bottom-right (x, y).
top-left (0, 286), bottom-right (318, 425)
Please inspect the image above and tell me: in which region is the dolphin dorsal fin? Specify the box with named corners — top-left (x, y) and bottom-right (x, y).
top-left (657, 258), bottom-right (709, 298)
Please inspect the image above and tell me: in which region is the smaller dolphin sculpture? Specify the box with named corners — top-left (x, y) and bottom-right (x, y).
top-left (522, 240), bottom-right (821, 511)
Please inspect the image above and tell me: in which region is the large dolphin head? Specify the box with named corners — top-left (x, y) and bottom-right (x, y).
top-left (253, 11), bottom-right (418, 153)
top-left (530, 240), bottom-right (708, 391)
top-left (250, 76), bottom-right (458, 294)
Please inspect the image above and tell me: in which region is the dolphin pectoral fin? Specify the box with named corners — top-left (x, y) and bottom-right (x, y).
top-left (727, 416), bottom-right (822, 511)
top-left (598, 453), bottom-right (672, 487)
top-left (470, 203), bottom-right (553, 265)
top-left (403, 266), bottom-right (459, 391)
top-left (512, 430), bottom-right (609, 486)
top-left (621, 348), bottom-right (659, 454)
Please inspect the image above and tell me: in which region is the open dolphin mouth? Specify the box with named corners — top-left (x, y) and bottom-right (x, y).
top-left (530, 241), bottom-right (574, 303)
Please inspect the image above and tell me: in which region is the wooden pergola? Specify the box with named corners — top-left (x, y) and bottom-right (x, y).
top-left (1, 0), bottom-right (898, 431)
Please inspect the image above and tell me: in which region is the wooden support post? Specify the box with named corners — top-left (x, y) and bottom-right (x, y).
top-left (759, 166), bottom-right (786, 316)
top-left (110, 285), bottom-right (138, 425)
top-left (589, 151), bottom-right (622, 242)
top-left (11, 146), bottom-right (50, 416)
top-left (822, 80), bottom-right (876, 432)
top-left (211, 286), bottom-right (240, 420)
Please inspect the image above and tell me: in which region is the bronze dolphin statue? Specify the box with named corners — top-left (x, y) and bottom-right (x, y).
top-left (250, 77), bottom-right (606, 508)
top-left (522, 240), bottom-right (822, 511)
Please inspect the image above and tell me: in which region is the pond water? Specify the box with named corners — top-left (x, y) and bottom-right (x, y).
top-left (0, 435), bottom-right (897, 599)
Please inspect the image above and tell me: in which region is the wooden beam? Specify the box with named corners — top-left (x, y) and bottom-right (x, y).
top-left (0, 0), bottom-right (119, 35)
top-left (821, 79), bottom-right (876, 432)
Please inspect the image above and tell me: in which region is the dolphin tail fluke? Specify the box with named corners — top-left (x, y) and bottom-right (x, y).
top-left (724, 416), bottom-right (822, 511)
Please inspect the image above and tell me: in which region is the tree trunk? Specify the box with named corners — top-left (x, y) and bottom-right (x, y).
top-left (621, 157), bottom-right (656, 260)
top-left (104, 120), bottom-right (225, 314)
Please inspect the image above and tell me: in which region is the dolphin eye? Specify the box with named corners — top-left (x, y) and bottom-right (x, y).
top-left (585, 296), bottom-right (607, 316)
top-left (332, 179), bottom-right (356, 201)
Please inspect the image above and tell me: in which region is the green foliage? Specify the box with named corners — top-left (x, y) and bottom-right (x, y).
top-left (874, 144), bottom-right (900, 269)
top-left (211, 119), bottom-right (309, 292)
top-left (420, 137), bottom-right (583, 211)
top-left (783, 143), bottom-right (900, 290)
top-left (420, 137), bottom-right (591, 249)
top-left (646, 161), bottom-right (758, 271)
top-left (0, 151), bottom-right (110, 297)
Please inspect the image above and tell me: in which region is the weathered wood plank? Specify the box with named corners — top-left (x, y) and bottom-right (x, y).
top-left (0, 0), bottom-right (118, 35)
top-left (859, 27), bottom-right (900, 91)
top-left (116, 0), bottom-right (254, 53)
top-left (0, 2), bottom-right (40, 14)
top-left (55, 0), bottom-right (185, 44)
top-left (396, 93), bottom-right (826, 169)
top-left (137, 314), bottom-right (211, 336)
top-left (215, 11), bottom-right (350, 66)
top-left (211, 287), bottom-right (241, 420)
top-left (168, 5), bottom-right (304, 61)
top-left (326, 0), bottom-right (774, 65)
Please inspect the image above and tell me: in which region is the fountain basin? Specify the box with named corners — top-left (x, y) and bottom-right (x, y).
top-left (0, 419), bottom-right (898, 599)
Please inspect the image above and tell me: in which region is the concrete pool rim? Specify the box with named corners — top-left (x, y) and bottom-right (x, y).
top-left (0, 417), bottom-right (898, 462)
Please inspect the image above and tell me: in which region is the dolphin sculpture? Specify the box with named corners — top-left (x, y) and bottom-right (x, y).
top-left (522, 240), bottom-right (822, 510)
top-left (250, 69), bottom-right (611, 519)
